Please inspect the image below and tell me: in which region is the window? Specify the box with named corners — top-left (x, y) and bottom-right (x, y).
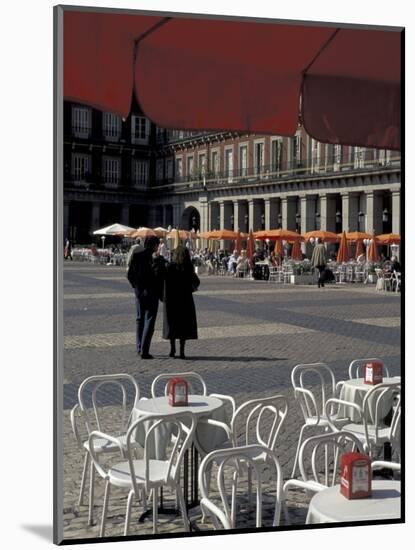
top-left (311, 139), bottom-right (321, 172)
top-left (186, 156), bottom-right (194, 179)
top-left (156, 127), bottom-right (165, 143)
top-left (239, 145), bottom-right (248, 177)
top-left (131, 116), bottom-right (149, 144)
top-left (103, 157), bottom-right (120, 186)
top-left (378, 149), bottom-right (391, 165)
top-left (334, 144), bottom-right (342, 167)
top-left (271, 139), bottom-right (282, 174)
top-left (175, 158), bottom-right (183, 178)
top-left (198, 153), bottom-right (206, 176)
top-left (71, 153), bottom-right (90, 183)
top-left (225, 148), bottom-right (233, 182)
top-left (292, 135), bottom-right (301, 167)
top-left (71, 106), bottom-right (91, 138)
top-left (254, 142), bottom-right (264, 175)
top-left (102, 112), bottom-right (121, 141)
top-left (156, 159), bottom-right (164, 182)
top-left (132, 160), bottom-right (148, 187)
top-left (354, 147), bottom-right (365, 168)
top-left (211, 151), bottom-right (219, 176)
top-left (166, 158), bottom-right (174, 181)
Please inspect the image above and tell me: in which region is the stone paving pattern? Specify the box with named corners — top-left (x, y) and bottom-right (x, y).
top-left (61, 264), bottom-right (401, 540)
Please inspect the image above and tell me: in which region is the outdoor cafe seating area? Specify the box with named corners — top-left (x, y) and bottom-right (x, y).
top-left (69, 360), bottom-right (401, 536)
top-left (68, 224), bottom-right (401, 292)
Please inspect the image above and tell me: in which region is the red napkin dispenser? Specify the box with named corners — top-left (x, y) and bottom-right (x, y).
top-left (168, 377), bottom-right (189, 407)
top-left (364, 360), bottom-right (383, 385)
top-left (340, 452), bottom-right (372, 499)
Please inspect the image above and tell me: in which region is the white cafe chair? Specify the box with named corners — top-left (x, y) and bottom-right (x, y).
top-left (70, 374), bottom-right (141, 526)
top-left (199, 395), bottom-right (288, 522)
top-left (268, 266), bottom-right (283, 283)
top-left (88, 411), bottom-right (196, 537)
top-left (283, 431), bottom-right (364, 524)
top-left (290, 363), bottom-right (349, 478)
top-left (324, 381), bottom-right (401, 458)
top-left (198, 445), bottom-right (283, 530)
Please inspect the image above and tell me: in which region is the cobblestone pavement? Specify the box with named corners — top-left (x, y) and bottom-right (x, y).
top-left (62, 263), bottom-right (401, 540)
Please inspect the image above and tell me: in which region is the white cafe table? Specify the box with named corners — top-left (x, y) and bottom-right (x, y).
top-left (132, 394), bottom-right (229, 459)
top-left (133, 394), bottom-right (229, 514)
top-left (306, 480), bottom-right (401, 524)
top-left (338, 377), bottom-right (401, 422)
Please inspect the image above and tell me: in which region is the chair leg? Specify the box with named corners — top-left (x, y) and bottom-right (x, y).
top-left (231, 470), bottom-right (238, 528)
top-left (99, 479), bottom-right (111, 538)
top-left (176, 484), bottom-right (190, 532)
top-left (88, 460), bottom-right (95, 526)
top-left (291, 424), bottom-right (307, 478)
top-left (78, 452), bottom-right (89, 506)
top-left (152, 487), bottom-right (158, 534)
top-left (201, 465), bottom-right (212, 523)
top-left (124, 490), bottom-right (135, 536)
top-left (247, 464), bottom-right (252, 511)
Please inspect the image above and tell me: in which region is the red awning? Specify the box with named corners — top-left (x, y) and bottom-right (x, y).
top-left (63, 10), bottom-right (402, 150)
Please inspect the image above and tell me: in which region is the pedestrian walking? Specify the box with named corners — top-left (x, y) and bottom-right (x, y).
top-left (127, 236), bottom-right (164, 359)
top-left (64, 238), bottom-right (73, 260)
top-left (162, 245), bottom-right (200, 359)
top-left (310, 238), bottom-right (327, 288)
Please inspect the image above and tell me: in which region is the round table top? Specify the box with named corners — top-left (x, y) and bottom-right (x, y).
top-left (342, 377), bottom-right (401, 391)
top-left (307, 480), bottom-right (401, 524)
top-left (135, 394), bottom-right (224, 417)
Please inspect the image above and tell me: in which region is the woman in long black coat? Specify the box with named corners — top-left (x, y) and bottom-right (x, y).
top-left (163, 245), bottom-right (200, 359)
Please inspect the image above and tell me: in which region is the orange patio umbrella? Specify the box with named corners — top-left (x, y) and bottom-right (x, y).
top-left (274, 239), bottom-right (284, 258)
top-left (355, 239), bottom-right (364, 258)
top-left (367, 237), bottom-right (380, 262)
top-left (338, 231), bottom-right (373, 241)
top-left (166, 229), bottom-right (196, 240)
top-left (153, 226), bottom-right (169, 237)
top-left (303, 230), bottom-right (339, 243)
top-left (337, 231), bottom-right (350, 263)
top-left (246, 230), bottom-right (255, 261)
top-left (253, 229), bottom-right (304, 241)
top-left (129, 226), bottom-right (157, 239)
top-left (376, 233), bottom-right (401, 245)
top-left (291, 240), bottom-right (303, 260)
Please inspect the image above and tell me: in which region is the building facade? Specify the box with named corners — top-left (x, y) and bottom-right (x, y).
top-left (64, 102), bottom-right (401, 246)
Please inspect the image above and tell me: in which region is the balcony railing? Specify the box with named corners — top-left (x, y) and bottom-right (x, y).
top-left (163, 154), bottom-right (400, 189)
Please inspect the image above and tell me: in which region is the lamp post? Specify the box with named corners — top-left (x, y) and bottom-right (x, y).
top-left (244, 213), bottom-right (249, 232)
top-left (315, 212), bottom-right (321, 230)
top-left (261, 213), bottom-right (265, 230)
top-left (101, 235), bottom-right (105, 249)
top-left (277, 212), bottom-right (282, 229)
top-left (230, 214), bottom-right (234, 230)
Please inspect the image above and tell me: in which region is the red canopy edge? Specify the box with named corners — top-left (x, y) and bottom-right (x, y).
top-left (63, 11), bottom-right (402, 149)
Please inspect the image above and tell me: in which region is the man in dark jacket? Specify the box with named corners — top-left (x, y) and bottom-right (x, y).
top-left (127, 236), bottom-right (163, 359)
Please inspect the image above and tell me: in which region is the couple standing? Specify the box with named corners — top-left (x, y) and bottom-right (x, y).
top-left (127, 236), bottom-right (200, 359)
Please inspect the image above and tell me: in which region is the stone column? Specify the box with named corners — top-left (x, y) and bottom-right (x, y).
top-left (300, 195), bottom-right (316, 255)
top-left (264, 198), bottom-right (279, 230)
top-left (91, 202), bottom-right (101, 233)
top-left (391, 190), bottom-right (401, 234)
top-left (341, 193), bottom-right (359, 232)
top-left (199, 195), bottom-right (209, 233)
top-left (233, 200), bottom-right (244, 232)
top-left (219, 201), bottom-right (225, 230)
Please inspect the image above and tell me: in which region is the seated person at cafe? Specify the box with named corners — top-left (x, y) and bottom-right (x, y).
top-left (227, 250), bottom-right (239, 274)
top-left (236, 250), bottom-right (250, 277)
top-left (390, 255), bottom-right (401, 273)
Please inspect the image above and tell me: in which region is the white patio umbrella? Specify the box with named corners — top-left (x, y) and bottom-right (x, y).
top-left (93, 223), bottom-right (136, 236)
